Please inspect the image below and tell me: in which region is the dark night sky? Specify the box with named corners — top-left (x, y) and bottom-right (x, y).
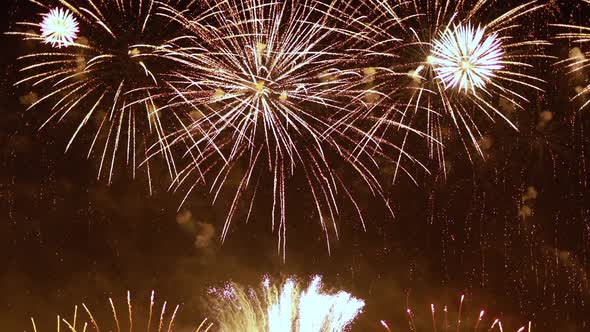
top-left (1, 0), bottom-right (590, 331)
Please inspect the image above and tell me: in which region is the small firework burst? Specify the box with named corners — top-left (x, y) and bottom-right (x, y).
top-left (430, 24), bottom-right (504, 94)
top-left (40, 7), bottom-right (79, 48)
top-left (209, 276), bottom-right (365, 332)
top-left (30, 291), bottom-right (212, 332)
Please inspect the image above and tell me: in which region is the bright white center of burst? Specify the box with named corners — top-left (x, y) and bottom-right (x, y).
top-left (265, 276), bottom-right (365, 332)
top-left (40, 7), bottom-right (79, 48)
top-left (429, 23), bottom-right (504, 94)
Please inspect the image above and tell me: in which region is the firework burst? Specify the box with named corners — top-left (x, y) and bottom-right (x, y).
top-left (30, 291), bottom-right (212, 332)
top-left (40, 7), bottom-right (80, 48)
top-left (347, 0), bottom-right (551, 172)
top-left (7, 0), bottom-right (199, 186)
top-left (430, 24), bottom-right (504, 94)
top-left (160, 0), bottom-right (420, 258)
top-left (209, 275), bottom-right (365, 332)
top-left (380, 295), bottom-right (532, 332)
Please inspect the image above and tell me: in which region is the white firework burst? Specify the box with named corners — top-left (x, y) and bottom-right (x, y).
top-left (430, 24), bottom-right (504, 94)
top-left (8, 0), bottom-right (202, 186)
top-left (210, 276), bottom-right (365, 332)
top-left (40, 7), bottom-right (79, 48)
top-left (343, 0), bottom-right (549, 169)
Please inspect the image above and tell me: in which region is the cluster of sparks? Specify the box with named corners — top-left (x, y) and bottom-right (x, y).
top-left (8, 0), bottom-right (586, 255)
top-left (209, 275), bottom-right (365, 331)
top-left (380, 295), bottom-right (532, 332)
top-left (31, 291), bottom-right (212, 332)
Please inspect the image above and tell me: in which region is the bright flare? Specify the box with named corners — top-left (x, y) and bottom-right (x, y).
top-left (40, 8), bottom-right (79, 48)
top-left (430, 24), bottom-right (504, 94)
top-left (210, 276), bottom-right (365, 332)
